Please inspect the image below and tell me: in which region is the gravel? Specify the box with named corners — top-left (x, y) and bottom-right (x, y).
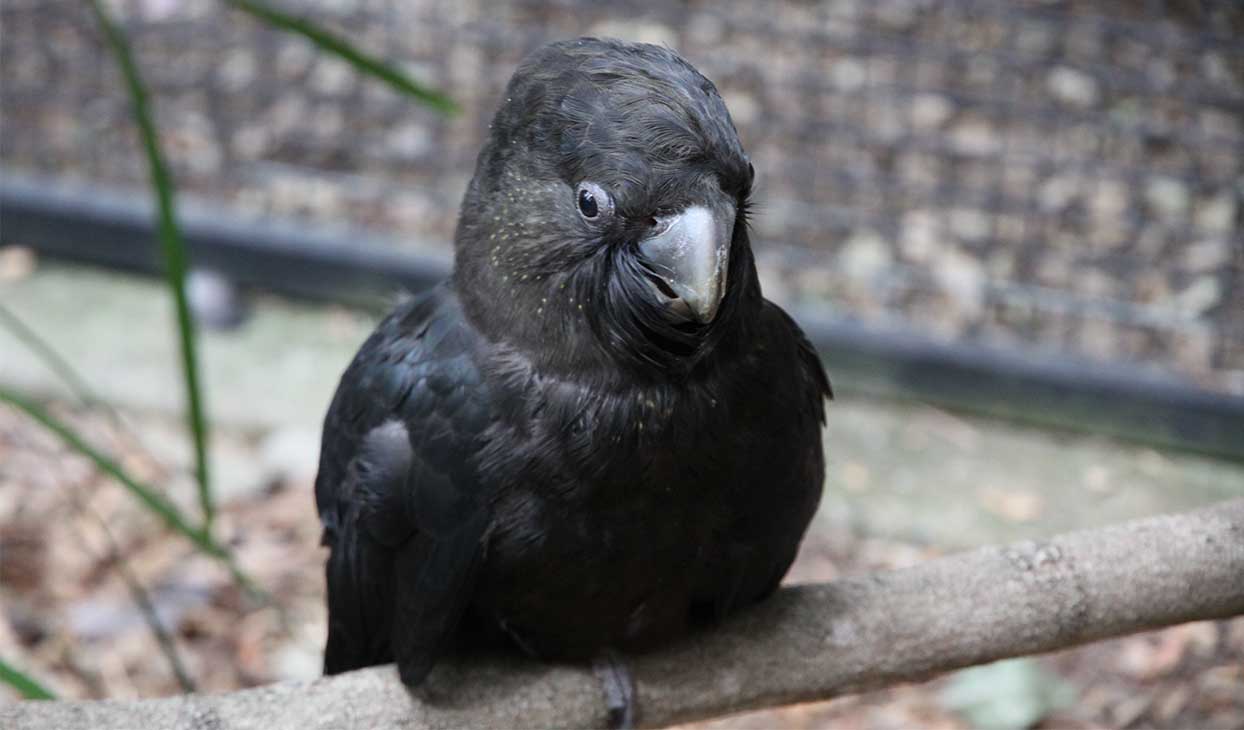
top-left (2, 0), bottom-right (1241, 392)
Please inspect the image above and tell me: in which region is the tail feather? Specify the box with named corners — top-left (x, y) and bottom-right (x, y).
top-left (323, 521), bottom-right (395, 675)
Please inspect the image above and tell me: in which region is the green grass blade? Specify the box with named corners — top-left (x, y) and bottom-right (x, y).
top-left (0, 386), bottom-right (222, 559)
top-left (0, 657), bottom-right (55, 700)
top-left (223, 0), bottom-right (458, 114)
top-left (0, 304), bottom-right (201, 687)
top-left (0, 301), bottom-right (204, 491)
top-left (88, 0), bottom-right (214, 530)
top-left (0, 302), bottom-right (106, 412)
top-left (69, 495), bottom-right (198, 692)
top-left (0, 387), bottom-right (271, 604)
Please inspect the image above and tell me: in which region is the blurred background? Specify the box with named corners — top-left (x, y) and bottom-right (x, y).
top-left (1, 0), bottom-right (1242, 727)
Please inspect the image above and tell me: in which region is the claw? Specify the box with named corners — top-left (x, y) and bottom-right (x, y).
top-left (593, 649), bottom-right (637, 730)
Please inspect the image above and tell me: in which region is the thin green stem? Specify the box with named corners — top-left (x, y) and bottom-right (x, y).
top-left (0, 302), bottom-right (108, 415)
top-left (0, 387), bottom-right (274, 607)
top-left (88, 0), bottom-right (214, 530)
top-left (0, 657), bottom-right (55, 700)
top-left (66, 492), bottom-right (197, 693)
top-left (223, 0), bottom-right (458, 114)
top-left (1, 387), bottom-right (222, 560)
top-left (0, 301), bottom-right (172, 472)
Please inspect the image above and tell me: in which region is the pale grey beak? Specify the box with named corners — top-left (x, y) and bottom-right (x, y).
top-left (639, 202), bottom-right (735, 324)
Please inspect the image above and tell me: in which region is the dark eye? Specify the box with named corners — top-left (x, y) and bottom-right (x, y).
top-left (576, 182), bottom-right (612, 221)
top-left (578, 188), bottom-right (598, 218)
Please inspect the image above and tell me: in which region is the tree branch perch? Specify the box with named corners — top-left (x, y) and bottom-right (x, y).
top-left (6, 499), bottom-right (1243, 729)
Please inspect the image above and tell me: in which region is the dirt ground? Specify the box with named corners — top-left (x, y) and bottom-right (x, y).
top-left (2, 399), bottom-right (1241, 728)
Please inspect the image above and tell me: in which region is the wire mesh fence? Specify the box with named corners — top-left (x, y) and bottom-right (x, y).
top-left (1, 0), bottom-right (1241, 393)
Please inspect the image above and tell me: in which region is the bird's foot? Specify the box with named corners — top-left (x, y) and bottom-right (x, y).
top-left (593, 649), bottom-right (637, 730)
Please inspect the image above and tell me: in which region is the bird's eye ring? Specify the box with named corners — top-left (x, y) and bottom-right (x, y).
top-left (576, 182), bottom-right (612, 221)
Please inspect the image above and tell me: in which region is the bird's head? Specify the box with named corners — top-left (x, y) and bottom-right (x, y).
top-left (454, 37), bottom-right (760, 382)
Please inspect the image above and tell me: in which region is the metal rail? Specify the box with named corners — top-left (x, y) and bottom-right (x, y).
top-left (3, 174), bottom-right (1242, 461)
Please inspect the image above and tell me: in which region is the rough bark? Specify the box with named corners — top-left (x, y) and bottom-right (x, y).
top-left (5, 498), bottom-right (1243, 730)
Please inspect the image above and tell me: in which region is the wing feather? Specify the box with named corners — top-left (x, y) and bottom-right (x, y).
top-left (317, 285), bottom-right (492, 681)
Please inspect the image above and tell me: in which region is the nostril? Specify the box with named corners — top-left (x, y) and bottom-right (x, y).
top-left (647, 216), bottom-right (660, 228)
top-left (645, 270), bottom-right (679, 299)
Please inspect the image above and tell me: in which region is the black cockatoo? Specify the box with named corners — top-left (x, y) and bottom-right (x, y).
top-left (315, 36), bottom-right (830, 720)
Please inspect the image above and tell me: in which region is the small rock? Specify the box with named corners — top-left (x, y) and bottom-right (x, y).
top-left (901, 210), bottom-right (942, 262)
top-left (136, 0), bottom-right (183, 21)
top-left (933, 245), bottom-right (986, 313)
top-left (1183, 239), bottom-right (1230, 273)
top-left (1200, 52), bottom-right (1231, 85)
top-left (1065, 26), bottom-right (1103, 59)
top-left (949, 116), bottom-right (999, 155)
top-left (310, 56), bottom-right (354, 97)
top-left (1016, 24), bottom-right (1054, 56)
top-left (1174, 276), bottom-right (1221, 317)
top-left (168, 111), bottom-right (222, 175)
top-left (828, 58), bottom-right (867, 92)
top-left (588, 20), bottom-right (678, 49)
top-left (1089, 178), bottom-right (1128, 221)
top-left (1197, 109), bottom-right (1237, 141)
top-left (1077, 317), bottom-right (1120, 361)
top-left (1076, 269), bottom-right (1117, 299)
top-left (215, 50), bottom-right (257, 92)
top-left (275, 39), bottom-right (315, 80)
top-left (685, 13), bottom-right (725, 45)
top-left (232, 124), bottom-right (270, 159)
top-left (949, 208), bottom-right (990, 243)
top-left (721, 90), bottom-right (758, 126)
top-left (837, 229), bottom-right (892, 282)
top-left (910, 93), bottom-right (954, 130)
top-left (1135, 227), bottom-right (1169, 259)
top-left (1194, 192), bottom-right (1236, 234)
top-left (1047, 66), bottom-right (1099, 107)
top-left (1174, 328), bottom-right (1214, 373)
top-left (1039, 175), bottom-right (1081, 212)
top-left (870, 99), bottom-right (904, 142)
top-left (1146, 58), bottom-right (1177, 90)
top-left (310, 103), bottom-right (345, 140)
top-left (1145, 177), bottom-right (1190, 221)
top-left (267, 93), bottom-right (310, 137)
